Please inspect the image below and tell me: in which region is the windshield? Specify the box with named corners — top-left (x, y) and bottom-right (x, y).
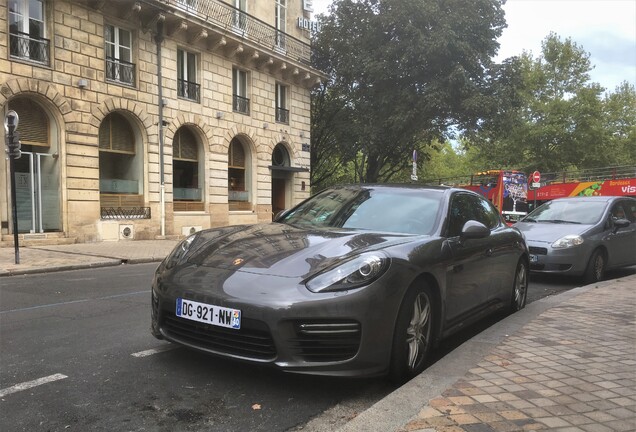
top-left (523, 200), bottom-right (607, 225)
top-left (279, 186), bottom-right (443, 235)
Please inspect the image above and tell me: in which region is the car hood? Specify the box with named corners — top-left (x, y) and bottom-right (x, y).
top-left (184, 223), bottom-right (418, 278)
top-left (515, 221), bottom-right (592, 243)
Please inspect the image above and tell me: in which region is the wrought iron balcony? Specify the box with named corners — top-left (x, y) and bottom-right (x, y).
top-left (9, 31), bottom-right (50, 65)
top-left (166, 0), bottom-right (311, 65)
top-left (177, 79), bottom-right (201, 102)
top-left (276, 107), bottom-right (289, 124)
top-left (106, 57), bottom-right (136, 86)
top-left (233, 94), bottom-right (250, 115)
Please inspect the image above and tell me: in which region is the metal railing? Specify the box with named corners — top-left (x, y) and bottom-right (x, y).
top-left (276, 107), bottom-right (289, 124)
top-left (233, 94), bottom-right (250, 114)
top-left (100, 207), bottom-right (151, 219)
top-left (177, 79), bottom-right (201, 102)
top-left (9, 31), bottom-right (50, 65)
top-left (106, 57), bottom-right (136, 86)
top-left (165, 0), bottom-right (311, 64)
top-left (540, 166), bottom-right (636, 185)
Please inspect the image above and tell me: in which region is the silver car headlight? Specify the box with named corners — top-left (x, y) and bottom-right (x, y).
top-left (305, 252), bottom-right (390, 293)
top-left (552, 235), bottom-right (584, 249)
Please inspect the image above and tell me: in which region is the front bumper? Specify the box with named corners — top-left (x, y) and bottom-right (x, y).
top-left (527, 241), bottom-right (590, 276)
top-left (150, 266), bottom-right (408, 377)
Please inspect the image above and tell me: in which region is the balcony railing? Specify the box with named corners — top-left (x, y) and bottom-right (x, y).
top-left (167, 0), bottom-right (311, 64)
top-left (9, 31), bottom-right (50, 65)
top-left (106, 57), bottom-right (136, 86)
top-left (276, 107), bottom-right (289, 124)
top-left (233, 94), bottom-right (250, 115)
top-left (177, 79), bottom-right (201, 102)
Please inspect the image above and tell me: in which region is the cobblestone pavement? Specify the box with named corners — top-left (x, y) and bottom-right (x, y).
top-left (397, 278), bottom-right (636, 432)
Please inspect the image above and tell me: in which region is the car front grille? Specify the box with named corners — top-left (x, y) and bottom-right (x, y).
top-left (289, 320), bottom-right (361, 362)
top-left (162, 314), bottom-right (277, 360)
top-left (529, 246), bottom-right (548, 255)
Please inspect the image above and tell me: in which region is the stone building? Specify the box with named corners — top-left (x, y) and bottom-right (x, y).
top-left (1, 0), bottom-right (322, 243)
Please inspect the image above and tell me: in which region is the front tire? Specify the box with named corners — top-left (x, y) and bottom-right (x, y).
top-left (389, 285), bottom-right (435, 384)
top-left (583, 249), bottom-right (605, 284)
top-left (510, 260), bottom-right (528, 313)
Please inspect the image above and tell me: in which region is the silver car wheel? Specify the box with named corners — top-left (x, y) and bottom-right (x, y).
top-left (513, 263), bottom-right (528, 310)
top-left (406, 292), bottom-right (432, 370)
top-left (593, 254), bottom-right (604, 281)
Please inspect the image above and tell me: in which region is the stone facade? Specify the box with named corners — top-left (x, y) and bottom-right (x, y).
top-left (1, 0), bottom-right (320, 243)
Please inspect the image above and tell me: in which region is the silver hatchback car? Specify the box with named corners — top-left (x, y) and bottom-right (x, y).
top-left (515, 196), bottom-right (636, 283)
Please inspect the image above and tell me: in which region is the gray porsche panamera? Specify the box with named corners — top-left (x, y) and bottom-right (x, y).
top-left (151, 184), bottom-right (529, 381)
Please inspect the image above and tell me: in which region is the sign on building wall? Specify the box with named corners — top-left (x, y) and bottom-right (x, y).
top-left (303, 0), bottom-right (313, 12)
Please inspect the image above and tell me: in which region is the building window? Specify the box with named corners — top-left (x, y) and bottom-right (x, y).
top-left (275, 0), bottom-right (287, 50)
top-left (228, 138), bottom-right (251, 211)
top-left (99, 112), bottom-right (143, 206)
top-left (8, 0), bottom-right (49, 64)
top-left (173, 127), bottom-right (203, 211)
top-left (177, 49), bottom-right (200, 102)
top-left (233, 68), bottom-right (250, 115)
top-left (105, 24), bottom-right (135, 86)
top-left (233, 0), bottom-right (247, 32)
top-left (275, 83), bottom-right (289, 124)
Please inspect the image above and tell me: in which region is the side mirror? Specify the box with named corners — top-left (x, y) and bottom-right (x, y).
top-left (613, 218), bottom-right (630, 232)
top-left (460, 220), bottom-right (490, 240)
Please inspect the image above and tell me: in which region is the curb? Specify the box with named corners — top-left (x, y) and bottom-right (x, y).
top-left (0, 257), bottom-right (164, 277)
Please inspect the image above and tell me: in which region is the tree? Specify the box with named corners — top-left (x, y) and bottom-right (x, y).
top-left (467, 33), bottom-right (635, 173)
top-left (310, 0), bottom-right (506, 187)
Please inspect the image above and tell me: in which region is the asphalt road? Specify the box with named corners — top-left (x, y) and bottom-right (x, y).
top-left (1, 264), bottom-right (634, 432)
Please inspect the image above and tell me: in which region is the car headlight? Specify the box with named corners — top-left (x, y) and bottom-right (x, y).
top-left (164, 234), bottom-right (197, 268)
top-left (305, 252), bottom-right (390, 293)
top-left (552, 235), bottom-right (584, 249)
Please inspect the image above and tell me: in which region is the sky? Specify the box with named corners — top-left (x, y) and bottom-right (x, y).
top-left (310, 0), bottom-right (636, 92)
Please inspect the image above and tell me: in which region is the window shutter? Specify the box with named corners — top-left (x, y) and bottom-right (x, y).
top-left (229, 139), bottom-right (245, 167)
top-left (174, 128), bottom-right (198, 161)
top-left (99, 112), bottom-right (135, 153)
top-left (9, 99), bottom-right (49, 147)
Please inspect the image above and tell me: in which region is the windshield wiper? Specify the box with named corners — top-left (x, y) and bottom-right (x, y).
top-left (541, 219), bottom-right (581, 224)
top-left (522, 217), bottom-right (537, 222)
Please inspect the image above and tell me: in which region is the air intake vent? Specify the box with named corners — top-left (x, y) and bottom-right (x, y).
top-left (290, 320), bottom-right (361, 362)
top-left (119, 224), bottom-right (134, 240)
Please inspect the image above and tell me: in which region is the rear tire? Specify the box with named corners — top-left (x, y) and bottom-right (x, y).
top-left (509, 260), bottom-right (528, 313)
top-left (389, 285), bottom-right (435, 384)
top-left (583, 249), bottom-right (605, 284)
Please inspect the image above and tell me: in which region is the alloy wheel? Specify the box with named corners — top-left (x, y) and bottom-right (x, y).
top-left (406, 292), bottom-right (432, 370)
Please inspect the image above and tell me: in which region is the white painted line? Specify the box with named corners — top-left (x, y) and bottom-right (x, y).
top-left (0, 373), bottom-right (68, 398)
top-left (131, 345), bottom-right (178, 358)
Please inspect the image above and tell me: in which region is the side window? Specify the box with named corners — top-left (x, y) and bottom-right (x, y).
top-left (448, 193), bottom-right (475, 237)
top-left (622, 201), bottom-right (636, 223)
top-left (473, 195), bottom-right (501, 229)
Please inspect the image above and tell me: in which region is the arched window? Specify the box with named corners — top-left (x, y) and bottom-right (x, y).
top-left (173, 127), bottom-right (203, 211)
top-left (99, 112), bottom-right (143, 208)
top-left (228, 137), bottom-right (251, 211)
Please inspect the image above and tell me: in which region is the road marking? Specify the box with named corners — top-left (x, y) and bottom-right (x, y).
top-left (0, 290), bottom-right (149, 315)
top-left (0, 373), bottom-right (68, 398)
top-left (131, 345), bottom-right (178, 358)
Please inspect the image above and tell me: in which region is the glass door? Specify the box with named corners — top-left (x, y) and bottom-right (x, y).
top-left (13, 151), bottom-right (60, 233)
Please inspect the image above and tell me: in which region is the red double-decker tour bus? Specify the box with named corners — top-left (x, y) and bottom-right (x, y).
top-left (527, 165), bottom-right (636, 210)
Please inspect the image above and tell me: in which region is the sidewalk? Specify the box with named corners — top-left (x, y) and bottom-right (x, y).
top-left (0, 239), bottom-right (178, 276)
top-left (338, 275), bottom-right (636, 432)
top-left (1, 240), bottom-right (635, 431)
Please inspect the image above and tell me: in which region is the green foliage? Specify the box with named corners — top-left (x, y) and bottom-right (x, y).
top-left (310, 0), bottom-right (506, 188)
top-left (467, 33), bottom-right (636, 172)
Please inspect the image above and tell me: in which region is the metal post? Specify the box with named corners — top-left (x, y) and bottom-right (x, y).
top-left (155, 18), bottom-right (166, 238)
top-left (5, 112), bottom-right (20, 264)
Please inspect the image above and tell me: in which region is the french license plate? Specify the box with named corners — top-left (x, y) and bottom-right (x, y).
top-left (176, 298), bottom-right (241, 329)
top-left (529, 254), bottom-right (538, 263)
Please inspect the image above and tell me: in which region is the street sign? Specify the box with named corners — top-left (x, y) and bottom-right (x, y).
top-left (531, 170), bottom-right (541, 183)
top-left (532, 182), bottom-right (541, 189)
